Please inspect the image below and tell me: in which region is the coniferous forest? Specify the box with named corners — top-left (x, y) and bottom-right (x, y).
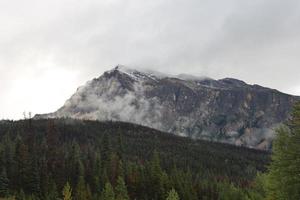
top-left (0, 102), bottom-right (299, 200)
top-left (0, 118), bottom-right (270, 200)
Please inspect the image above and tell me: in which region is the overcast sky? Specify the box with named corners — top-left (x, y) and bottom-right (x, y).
top-left (1, 0), bottom-right (300, 119)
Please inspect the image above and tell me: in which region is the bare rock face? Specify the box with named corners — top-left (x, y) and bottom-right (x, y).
top-left (36, 66), bottom-right (299, 150)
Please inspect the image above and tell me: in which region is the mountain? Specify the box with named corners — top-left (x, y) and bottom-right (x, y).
top-left (36, 65), bottom-right (299, 149)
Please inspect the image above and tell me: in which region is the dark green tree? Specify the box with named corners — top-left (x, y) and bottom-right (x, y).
top-left (26, 154), bottom-right (40, 196)
top-left (148, 150), bottom-right (165, 199)
top-left (46, 178), bottom-right (59, 200)
top-left (75, 175), bottom-right (88, 200)
top-left (166, 188), bottom-right (180, 200)
top-left (101, 182), bottom-right (115, 200)
top-left (91, 151), bottom-right (102, 194)
top-left (115, 176), bottom-right (129, 200)
top-left (16, 189), bottom-right (26, 200)
top-left (265, 102), bottom-right (300, 200)
top-left (62, 182), bottom-right (72, 200)
top-left (14, 136), bottom-right (31, 192)
top-left (0, 168), bottom-right (9, 197)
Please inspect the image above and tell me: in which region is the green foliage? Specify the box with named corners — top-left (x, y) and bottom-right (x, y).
top-left (245, 173), bottom-right (266, 200)
top-left (75, 175), bottom-right (87, 200)
top-left (0, 169), bottom-right (9, 197)
top-left (148, 150), bottom-right (165, 199)
top-left (264, 102), bottom-right (300, 200)
top-left (166, 188), bottom-right (180, 200)
top-left (0, 119), bottom-right (271, 199)
top-left (46, 179), bottom-right (59, 200)
top-left (101, 182), bottom-right (115, 200)
top-left (27, 155), bottom-right (40, 196)
top-left (16, 190), bottom-right (25, 200)
top-left (217, 182), bottom-right (246, 200)
top-left (62, 182), bottom-right (72, 200)
top-left (115, 176), bottom-right (129, 200)
top-left (170, 168), bottom-right (196, 200)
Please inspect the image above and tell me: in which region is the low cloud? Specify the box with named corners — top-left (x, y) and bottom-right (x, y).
top-left (54, 77), bottom-right (164, 129)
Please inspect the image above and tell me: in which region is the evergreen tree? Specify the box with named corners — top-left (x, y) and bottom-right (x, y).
top-left (40, 157), bottom-right (50, 198)
top-left (115, 176), bottom-right (129, 200)
top-left (107, 152), bottom-right (120, 186)
top-left (91, 151), bottom-right (102, 194)
top-left (46, 178), bottom-right (59, 200)
top-left (63, 182), bottom-right (72, 200)
top-left (67, 141), bottom-right (82, 186)
top-left (2, 133), bottom-right (14, 190)
top-left (27, 154), bottom-right (40, 196)
top-left (16, 189), bottom-right (26, 200)
top-left (75, 175), bottom-right (87, 200)
top-left (246, 173), bottom-right (266, 200)
top-left (170, 168), bottom-right (197, 200)
top-left (86, 184), bottom-right (92, 200)
top-left (117, 129), bottom-right (124, 160)
top-left (0, 168), bottom-right (9, 197)
top-left (265, 102), bottom-right (300, 200)
top-left (101, 182), bottom-right (115, 200)
top-left (101, 133), bottom-right (112, 164)
top-left (217, 181), bottom-right (246, 200)
top-left (148, 150), bottom-right (164, 199)
top-left (14, 136), bottom-right (31, 191)
top-left (166, 188), bottom-right (180, 200)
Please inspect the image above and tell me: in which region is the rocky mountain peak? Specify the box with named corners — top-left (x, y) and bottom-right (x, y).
top-left (36, 65), bottom-right (299, 150)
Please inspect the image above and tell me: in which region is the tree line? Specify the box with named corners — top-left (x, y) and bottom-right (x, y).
top-left (0, 115), bottom-right (279, 199)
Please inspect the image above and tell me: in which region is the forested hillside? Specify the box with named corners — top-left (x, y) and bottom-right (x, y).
top-left (0, 119), bottom-right (270, 199)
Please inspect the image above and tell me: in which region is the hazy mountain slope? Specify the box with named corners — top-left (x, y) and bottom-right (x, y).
top-left (36, 65), bottom-right (299, 149)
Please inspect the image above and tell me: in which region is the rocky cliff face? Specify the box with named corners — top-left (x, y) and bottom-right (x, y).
top-left (36, 66), bottom-right (299, 149)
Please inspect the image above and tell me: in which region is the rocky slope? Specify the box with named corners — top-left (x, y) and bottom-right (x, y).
top-left (36, 65), bottom-right (299, 149)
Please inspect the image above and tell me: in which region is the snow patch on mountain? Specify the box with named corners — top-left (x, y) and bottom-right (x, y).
top-left (112, 65), bottom-right (212, 82)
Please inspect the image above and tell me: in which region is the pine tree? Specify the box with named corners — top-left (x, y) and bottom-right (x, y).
top-left (67, 141), bottom-right (82, 186)
top-left (266, 102), bottom-right (300, 199)
top-left (47, 178), bottom-right (59, 200)
top-left (170, 168), bottom-right (197, 200)
top-left (115, 176), bottom-right (129, 200)
top-left (27, 154), bottom-right (40, 196)
top-left (75, 175), bottom-right (87, 200)
top-left (0, 168), bottom-right (9, 197)
top-left (101, 133), bottom-right (112, 164)
top-left (107, 152), bottom-right (120, 186)
top-left (101, 182), bottom-right (115, 200)
top-left (16, 189), bottom-right (26, 200)
top-left (247, 173), bottom-right (266, 200)
top-left (117, 129), bottom-right (124, 160)
top-left (166, 188), bottom-right (180, 200)
top-left (40, 156), bottom-right (50, 198)
top-left (92, 151), bottom-right (102, 194)
top-left (2, 133), bottom-right (14, 190)
top-left (62, 182), bottom-right (72, 200)
top-left (86, 184), bottom-right (92, 200)
top-left (14, 136), bottom-right (31, 192)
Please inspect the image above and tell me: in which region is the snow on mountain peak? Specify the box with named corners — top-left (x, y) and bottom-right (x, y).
top-left (109, 65), bottom-right (212, 82)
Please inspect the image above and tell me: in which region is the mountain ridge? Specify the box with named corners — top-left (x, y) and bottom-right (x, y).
top-left (36, 65), bottom-right (299, 150)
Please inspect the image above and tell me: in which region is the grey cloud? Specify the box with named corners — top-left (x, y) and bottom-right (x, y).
top-left (1, 0), bottom-right (300, 119)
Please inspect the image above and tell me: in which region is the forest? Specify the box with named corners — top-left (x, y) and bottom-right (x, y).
top-left (0, 102), bottom-right (299, 200)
